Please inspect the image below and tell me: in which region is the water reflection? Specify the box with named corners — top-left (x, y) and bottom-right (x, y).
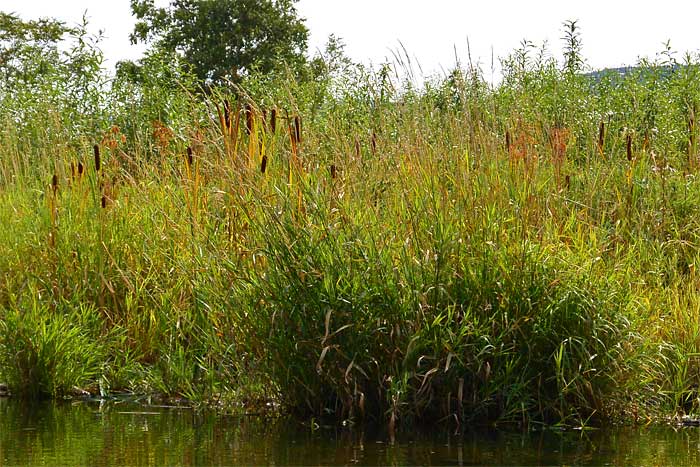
top-left (2, 398), bottom-right (700, 466)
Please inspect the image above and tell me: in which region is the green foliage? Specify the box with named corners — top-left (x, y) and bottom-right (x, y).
top-left (0, 12), bottom-right (107, 149)
top-left (0, 301), bottom-right (107, 399)
top-left (130, 0), bottom-right (308, 84)
top-left (252, 191), bottom-right (629, 423)
top-left (0, 12), bottom-right (70, 84)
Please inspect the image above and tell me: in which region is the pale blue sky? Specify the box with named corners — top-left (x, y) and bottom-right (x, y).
top-left (4, 0), bottom-right (700, 80)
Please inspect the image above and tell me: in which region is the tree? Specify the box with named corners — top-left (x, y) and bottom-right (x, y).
top-left (129, 0), bottom-right (309, 84)
top-left (0, 12), bottom-right (70, 85)
top-left (0, 12), bottom-right (106, 132)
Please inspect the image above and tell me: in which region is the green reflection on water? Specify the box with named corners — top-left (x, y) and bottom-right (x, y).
top-left (2, 398), bottom-right (700, 466)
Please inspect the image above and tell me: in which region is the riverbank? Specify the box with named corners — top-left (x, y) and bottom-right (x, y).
top-left (2, 41), bottom-right (700, 428)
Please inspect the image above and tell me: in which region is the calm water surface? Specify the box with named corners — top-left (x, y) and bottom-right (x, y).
top-left (2, 397), bottom-right (700, 466)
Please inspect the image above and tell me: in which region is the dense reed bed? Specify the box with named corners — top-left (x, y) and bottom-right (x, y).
top-left (2, 38), bottom-right (700, 429)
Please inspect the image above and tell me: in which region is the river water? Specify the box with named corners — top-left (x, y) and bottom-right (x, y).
top-left (1, 398), bottom-right (700, 466)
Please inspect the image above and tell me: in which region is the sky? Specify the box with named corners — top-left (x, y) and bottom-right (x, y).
top-left (3, 0), bottom-right (700, 82)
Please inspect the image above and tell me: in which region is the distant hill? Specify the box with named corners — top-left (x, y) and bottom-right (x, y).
top-left (585, 65), bottom-right (686, 81)
top-left (585, 66), bottom-right (637, 80)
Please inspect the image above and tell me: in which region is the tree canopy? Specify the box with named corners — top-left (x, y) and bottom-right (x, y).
top-left (0, 12), bottom-right (70, 84)
top-left (129, 0), bottom-right (309, 84)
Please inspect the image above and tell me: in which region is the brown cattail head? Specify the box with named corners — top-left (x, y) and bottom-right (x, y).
top-left (597, 121), bottom-right (605, 152)
top-left (186, 146), bottom-right (193, 167)
top-left (294, 115), bottom-right (301, 144)
top-left (101, 195), bottom-right (107, 209)
top-left (93, 144), bottom-right (101, 172)
top-left (626, 133), bottom-right (633, 161)
top-left (505, 130), bottom-right (512, 153)
top-left (223, 99), bottom-right (231, 129)
top-left (565, 174), bottom-right (571, 190)
top-left (330, 164), bottom-right (337, 179)
top-left (77, 161), bottom-right (84, 176)
top-left (245, 103), bottom-right (254, 135)
top-left (260, 154), bottom-right (268, 174)
top-left (371, 131), bottom-right (377, 154)
top-left (270, 108), bottom-right (277, 134)
top-left (51, 174), bottom-right (58, 194)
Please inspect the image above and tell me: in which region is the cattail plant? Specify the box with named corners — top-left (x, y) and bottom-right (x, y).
top-left (270, 108), bottom-right (277, 134)
top-left (261, 155), bottom-right (268, 174)
top-left (186, 146), bottom-right (193, 168)
top-left (94, 145), bottom-right (101, 173)
top-left (597, 121), bottom-right (605, 156)
top-left (293, 115), bottom-right (302, 145)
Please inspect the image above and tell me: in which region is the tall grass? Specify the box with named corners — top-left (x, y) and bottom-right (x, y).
top-left (1, 29), bottom-right (700, 427)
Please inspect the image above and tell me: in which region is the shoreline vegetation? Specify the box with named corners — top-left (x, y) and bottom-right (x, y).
top-left (3, 23), bottom-right (700, 430)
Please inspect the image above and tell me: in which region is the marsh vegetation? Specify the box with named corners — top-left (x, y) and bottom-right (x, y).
top-left (1, 16), bottom-right (700, 429)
